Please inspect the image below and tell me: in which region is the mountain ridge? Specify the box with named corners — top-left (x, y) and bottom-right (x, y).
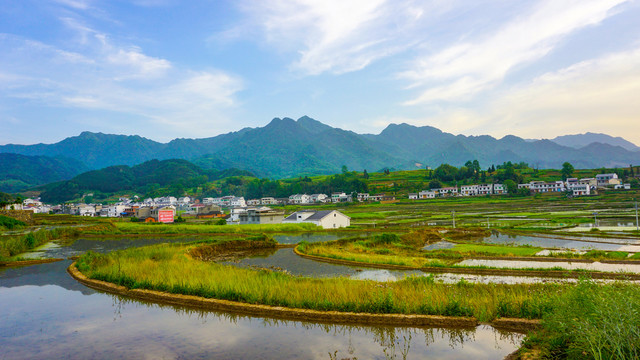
top-left (1, 117), bottom-right (639, 180)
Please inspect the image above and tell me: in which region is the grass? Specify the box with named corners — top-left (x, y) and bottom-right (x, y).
top-left (521, 279), bottom-right (640, 359)
top-left (75, 241), bottom-right (561, 322)
top-left (0, 215), bottom-right (26, 230)
top-left (0, 227), bottom-right (79, 260)
top-left (82, 222), bottom-right (321, 235)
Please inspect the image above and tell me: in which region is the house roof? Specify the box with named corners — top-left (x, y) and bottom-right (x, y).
top-left (284, 210), bottom-right (345, 221)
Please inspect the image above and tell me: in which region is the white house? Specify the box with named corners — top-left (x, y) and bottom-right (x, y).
top-left (107, 204), bottom-right (127, 217)
top-left (408, 193), bottom-right (418, 200)
top-left (460, 185), bottom-right (478, 196)
top-left (478, 184), bottom-right (494, 195)
top-left (246, 199), bottom-right (261, 206)
top-left (418, 190), bottom-right (436, 199)
top-left (260, 197), bottom-right (279, 205)
top-left (78, 204), bottom-right (96, 217)
top-left (356, 193), bottom-right (370, 202)
top-left (238, 207), bottom-right (285, 225)
top-left (282, 210), bottom-right (350, 229)
top-left (331, 192), bottom-right (352, 203)
top-left (493, 183), bottom-right (507, 194)
top-left (570, 184), bottom-right (591, 196)
top-left (230, 197), bottom-right (246, 207)
top-left (289, 194), bottom-right (311, 204)
top-left (596, 173), bottom-right (620, 187)
top-left (310, 194), bottom-right (329, 203)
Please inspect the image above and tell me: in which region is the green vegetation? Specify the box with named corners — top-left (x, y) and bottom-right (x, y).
top-left (39, 159), bottom-right (253, 203)
top-left (82, 221), bottom-right (322, 235)
top-left (0, 227), bottom-right (79, 261)
top-left (521, 279), bottom-right (640, 359)
top-left (0, 153), bottom-right (88, 193)
top-left (0, 215), bottom-right (26, 230)
top-left (75, 241), bottom-right (559, 322)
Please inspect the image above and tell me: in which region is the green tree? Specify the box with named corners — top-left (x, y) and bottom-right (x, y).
top-left (363, 169), bottom-right (369, 179)
top-left (341, 165), bottom-right (348, 174)
top-left (433, 164), bottom-right (458, 182)
top-left (504, 179), bottom-right (518, 195)
top-left (428, 179), bottom-right (442, 189)
top-left (561, 162), bottom-right (574, 180)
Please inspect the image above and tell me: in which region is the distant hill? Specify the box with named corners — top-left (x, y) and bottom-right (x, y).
top-left (0, 153), bottom-right (88, 193)
top-left (38, 159), bottom-right (253, 203)
top-left (2, 116), bottom-right (639, 180)
top-left (550, 133), bottom-right (640, 152)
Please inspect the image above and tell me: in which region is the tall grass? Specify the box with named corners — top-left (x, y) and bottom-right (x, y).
top-left (0, 227), bottom-right (79, 260)
top-left (0, 215), bottom-right (26, 230)
top-left (522, 279), bottom-right (640, 359)
top-left (82, 222), bottom-right (321, 235)
top-left (76, 242), bottom-right (561, 321)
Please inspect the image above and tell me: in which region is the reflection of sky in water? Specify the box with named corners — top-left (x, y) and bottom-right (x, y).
top-left (223, 248), bottom-right (423, 280)
top-left (459, 259), bottom-right (640, 273)
top-left (484, 233), bottom-right (640, 252)
top-left (1, 267), bottom-right (523, 359)
top-left (272, 232), bottom-right (361, 244)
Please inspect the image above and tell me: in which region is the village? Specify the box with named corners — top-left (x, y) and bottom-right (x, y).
top-left (2, 172), bottom-right (632, 230)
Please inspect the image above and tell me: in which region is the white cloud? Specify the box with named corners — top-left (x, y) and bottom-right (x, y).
top-left (402, 0), bottom-right (629, 105)
top-left (395, 47), bottom-right (640, 144)
top-left (107, 47), bottom-right (172, 79)
top-left (0, 26), bottom-right (243, 140)
top-left (233, 0), bottom-right (451, 75)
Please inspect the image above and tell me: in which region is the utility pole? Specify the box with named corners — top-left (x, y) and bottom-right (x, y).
top-left (452, 210), bottom-right (456, 229)
top-left (593, 211), bottom-right (598, 228)
top-left (487, 216), bottom-right (490, 229)
top-left (635, 200), bottom-right (639, 232)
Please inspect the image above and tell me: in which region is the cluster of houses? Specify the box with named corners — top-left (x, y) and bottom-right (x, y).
top-left (409, 173), bottom-right (631, 199)
top-left (3, 194), bottom-right (352, 229)
top-left (2, 172), bottom-right (633, 229)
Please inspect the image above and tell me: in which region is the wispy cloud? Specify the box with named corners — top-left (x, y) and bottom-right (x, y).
top-left (402, 0), bottom-right (629, 105)
top-left (391, 47), bottom-right (640, 144)
top-left (233, 0), bottom-right (451, 75)
top-left (0, 18), bottom-right (243, 140)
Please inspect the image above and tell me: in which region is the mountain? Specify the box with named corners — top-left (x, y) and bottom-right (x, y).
top-left (37, 159), bottom-right (253, 203)
top-left (550, 133), bottom-right (640, 152)
top-left (0, 153), bottom-right (88, 193)
top-left (2, 117), bottom-right (640, 180)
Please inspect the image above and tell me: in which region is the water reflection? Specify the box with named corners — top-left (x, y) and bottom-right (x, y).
top-left (484, 233), bottom-right (640, 252)
top-left (222, 248), bottom-right (423, 280)
top-left (0, 235), bottom-right (525, 359)
top-left (459, 259), bottom-right (640, 273)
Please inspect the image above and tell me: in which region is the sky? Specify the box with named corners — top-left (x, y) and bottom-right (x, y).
top-left (1, 0), bottom-right (639, 145)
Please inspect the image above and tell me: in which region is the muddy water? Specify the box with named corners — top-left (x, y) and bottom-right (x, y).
top-left (0, 236), bottom-right (523, 359)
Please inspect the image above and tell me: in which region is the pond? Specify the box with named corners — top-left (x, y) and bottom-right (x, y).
top-left (0, 236), bottom-right (524, 359)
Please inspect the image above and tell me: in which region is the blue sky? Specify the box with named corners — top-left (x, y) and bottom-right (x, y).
top-left (1, 0), bottom-right (639, 145)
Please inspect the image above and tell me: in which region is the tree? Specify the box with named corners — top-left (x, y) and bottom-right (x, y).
top-left (341, 165), bottom-right (348, 174)
top-left (433, 164), bottom-right (458, 182)
top-left (363, 169), bottom-right (369, 179)
top-left (504, 179), bottom-right (518, 195)
top-left (561, 162), bottom-right (574, 180)
top-left (428, 179), bottom-right (442, 189)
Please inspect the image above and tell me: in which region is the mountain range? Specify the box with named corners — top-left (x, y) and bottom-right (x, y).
top-left (1, 116), bottom-right (639, 191)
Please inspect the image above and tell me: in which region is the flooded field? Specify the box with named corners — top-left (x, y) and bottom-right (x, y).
top-left (459, 259), bottom-right (640, 273)
top-left (223, 247), bottom-right (423, 281)
top-left (0, 236), bottom-right (523, 359)
top-left (484, 233), bottom-right (640, 252)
